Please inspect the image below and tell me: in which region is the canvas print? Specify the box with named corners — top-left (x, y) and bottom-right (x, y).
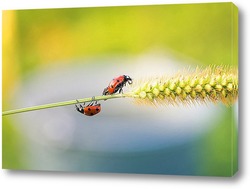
top-left (2, 2), bottom-right (238, 176)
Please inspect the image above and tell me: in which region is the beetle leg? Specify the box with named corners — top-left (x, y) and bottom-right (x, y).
top-left (75, 104), bottom-right (80, 111)
top-left (77, 99), bottom-right (85, 106)
top-left (87, 102), bottom-right (94, 107)
top-left (118, 87), bottom-right (123, 94)
top-left (102, 87), bottom-right (108, 95)
top-left (75, 104), bottom-right (84, 113)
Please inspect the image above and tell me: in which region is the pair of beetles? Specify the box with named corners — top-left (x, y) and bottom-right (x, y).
top-left (75, 75), bottom-right (132, 116)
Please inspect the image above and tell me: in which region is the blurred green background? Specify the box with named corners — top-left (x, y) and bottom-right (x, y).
top-left (2, 3), bottom-right (238, 176)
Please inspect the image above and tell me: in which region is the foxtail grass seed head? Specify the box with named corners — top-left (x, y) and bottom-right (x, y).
top-left (128, 65), bottom-right (238, 106)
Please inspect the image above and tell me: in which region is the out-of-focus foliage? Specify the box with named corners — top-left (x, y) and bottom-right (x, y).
top-left (10, 3), bottom-right (237, 74)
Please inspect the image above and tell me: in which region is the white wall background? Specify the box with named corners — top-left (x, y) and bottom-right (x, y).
top-left (0, 0), bottom-right (249, 188)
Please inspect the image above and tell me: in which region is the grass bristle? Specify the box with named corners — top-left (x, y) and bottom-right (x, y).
top-left (127, 65), bottom-right (238, 107)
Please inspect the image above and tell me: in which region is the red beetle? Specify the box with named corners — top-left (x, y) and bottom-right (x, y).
top-left (75, 99), bottom-right (101, 116)
top-left (103, 75), bottom-right (132, 95)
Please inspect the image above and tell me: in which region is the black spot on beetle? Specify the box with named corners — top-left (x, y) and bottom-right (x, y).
top-left (88, 108), bottom-right (91, 111)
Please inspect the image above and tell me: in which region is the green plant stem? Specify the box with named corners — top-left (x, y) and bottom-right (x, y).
top-left (2, 94), bottom-right (129, 116)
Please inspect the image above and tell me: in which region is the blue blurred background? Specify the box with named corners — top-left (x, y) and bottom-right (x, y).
top-left (2, 3), bottom-right (238, 176)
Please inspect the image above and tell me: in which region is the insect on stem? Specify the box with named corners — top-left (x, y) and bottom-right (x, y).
top-left (2, 66), bottom-right (238, 116)
top-left (2, 94), bottom-right (127, 116)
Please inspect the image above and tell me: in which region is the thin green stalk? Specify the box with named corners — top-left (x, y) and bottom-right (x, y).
top-left (2, 94), bottom-right (128, 116)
